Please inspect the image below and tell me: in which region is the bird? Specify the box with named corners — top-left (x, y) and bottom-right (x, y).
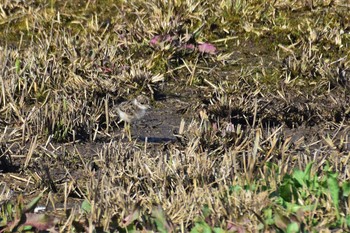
top-left (116, 95), bottom-right (151, 123)
top-left (111, 95), bottom-right (151, 140)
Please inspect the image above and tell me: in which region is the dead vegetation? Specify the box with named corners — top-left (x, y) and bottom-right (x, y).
top-left (0, 0), bottom-right (350, 232)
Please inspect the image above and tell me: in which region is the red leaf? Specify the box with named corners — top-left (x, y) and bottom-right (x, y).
top-left (150, 34), bottom-right (176, 47)
top-left (24, 213), bottom-right (58, 231)
top-left (198, 42), bottom-right (217, 54)
top-left (181, 43), bottom-right (196, 51)
top-left (150, 35), bottom-right (163, 46)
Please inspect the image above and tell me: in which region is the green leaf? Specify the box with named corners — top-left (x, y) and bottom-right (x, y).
top-left (283, 201), bottom-right (316, 213)
top-left (292, 162), bottom-right (313, 188)
top-left (342, 181), bottom-right (350, 197)
top-left (24, 193), bottom-right (43, 213)
top-left (323, 161), bottom-right (331, 172)
top-left (202, 204), bottom-right (211, 218)
top-left (292, 170), bottom-right (305, 187)
top-left (6, 202), bottom-right (13, 219)
top-left (0, 215), bottom-right (7, 227)
top-left (190, 221), bottom-right (212, 233)
top-left (229, 185), bottom-right (242, 194)
top-left (327, 172), bottom-right (340, 219)
top-left (346, 215), bottom-right (350, 227)
top-left (126, 224), bottom-right (137, 233)
top-left (244, 183), bottom-right (257, 191)
top-left (303, 162), bottom-right (314, 181)
top-left (279, 176), bottom-right (298, 202)
top-left (263, 207), bottom-right (274, 225)
top-left (151, 205), bottom-right (173, 233)
top-left (213, 227), bottom-right (226, 233)
top-left (22, 225), bottom-right (33, 231)
top-left (286, 222), bottom-right (299, 233)
top-left (81, 200), bottom-right (91, 214)
top-left (15, 59), bottom-right (20, 73)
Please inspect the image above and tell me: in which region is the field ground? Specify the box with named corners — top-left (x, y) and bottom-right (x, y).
top-left (1, 0), bottom-right (350, 232)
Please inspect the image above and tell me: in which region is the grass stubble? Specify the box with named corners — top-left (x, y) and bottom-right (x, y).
top-left (0, 0), bottom-right (350, 232)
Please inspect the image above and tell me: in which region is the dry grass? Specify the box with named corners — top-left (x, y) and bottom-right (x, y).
top-left (0, 0), bottom-right (350, 232)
